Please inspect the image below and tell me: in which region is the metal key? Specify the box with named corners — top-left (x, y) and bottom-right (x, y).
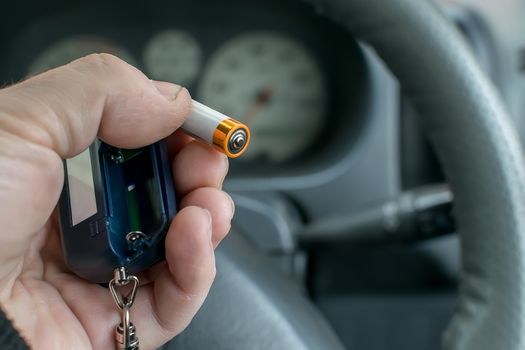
top-left (109, 267), bottom-right (140, 350)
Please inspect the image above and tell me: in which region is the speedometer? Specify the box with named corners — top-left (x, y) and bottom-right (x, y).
top-left (28, 36), bottom-right (137, 75)
top-left (198, 32), bottom-right (327, 162)
top-left (143, 30), bottom-right (202, 85)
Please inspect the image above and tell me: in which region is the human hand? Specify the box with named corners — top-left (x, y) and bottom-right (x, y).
top-left (0, 54), bottom-right (233, 349)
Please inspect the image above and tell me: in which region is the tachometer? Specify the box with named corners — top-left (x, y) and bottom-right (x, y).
top-left (143, 30), bottom-right (202, 85)
top-left (28, 36), bottom-right (136, 75)
top-left (198, 32), bottom-right (327, 162)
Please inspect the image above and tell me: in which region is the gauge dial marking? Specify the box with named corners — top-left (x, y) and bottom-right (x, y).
top-left (143, 30), bottom-right (202, 86)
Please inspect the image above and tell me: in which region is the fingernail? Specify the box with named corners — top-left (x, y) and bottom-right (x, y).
top-left (227, 194), bottom-right (235, 220)
top-left (152, 80), bottom-right (183, 101)
top-left (219, 155), bottom-right (229, 189)
top-left (202, 208), bottom-right (212, 238)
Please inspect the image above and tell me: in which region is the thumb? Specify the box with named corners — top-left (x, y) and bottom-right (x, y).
top-left (0, 53), bottom-right (191, 157)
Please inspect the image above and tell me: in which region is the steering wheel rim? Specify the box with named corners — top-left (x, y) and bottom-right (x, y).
top-left (308, 0), bottom-right (525, 348)
top-left (168, 1), bottom-right (525, 349)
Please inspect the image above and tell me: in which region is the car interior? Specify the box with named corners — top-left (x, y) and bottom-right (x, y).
top-left (2, 0), bottom-right (525, 349)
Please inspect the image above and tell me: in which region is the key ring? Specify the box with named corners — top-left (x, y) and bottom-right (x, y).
top-left (109, 266), bottom-right (140, 350)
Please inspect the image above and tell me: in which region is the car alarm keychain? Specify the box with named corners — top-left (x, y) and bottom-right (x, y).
top-left (57, 100), bottom-right (250, 349)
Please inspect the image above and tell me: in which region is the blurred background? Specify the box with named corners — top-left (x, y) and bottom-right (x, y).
top-left (2, 0), bottom-right (525, 349)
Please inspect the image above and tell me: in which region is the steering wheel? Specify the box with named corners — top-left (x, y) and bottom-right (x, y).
top-left (165, 0), bottom-right (525, 349)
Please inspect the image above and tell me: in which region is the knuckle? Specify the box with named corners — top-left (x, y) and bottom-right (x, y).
top-left (84, 52), bottom-right (123, 68)
top-left (91, 53), bottom-right (124, 69)
top-left (69, 53), bottom-right (128, 76)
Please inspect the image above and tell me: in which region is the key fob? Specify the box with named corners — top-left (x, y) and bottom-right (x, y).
top-left (57, 140), bottom-right (176, 283)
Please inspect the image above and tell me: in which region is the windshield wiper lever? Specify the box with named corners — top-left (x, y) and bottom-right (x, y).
top-left (297, 184), bottom-right (455, 248)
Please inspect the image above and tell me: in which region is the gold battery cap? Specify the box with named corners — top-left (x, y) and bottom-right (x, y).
top-left (213, 118), bottom-right (251, 158)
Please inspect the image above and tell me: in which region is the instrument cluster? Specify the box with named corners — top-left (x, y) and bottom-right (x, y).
top-left (2, 0), bottom-right (366, 173)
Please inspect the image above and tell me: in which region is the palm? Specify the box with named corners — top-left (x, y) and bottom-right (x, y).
top-left (4, 221), bottom-right (131, 349)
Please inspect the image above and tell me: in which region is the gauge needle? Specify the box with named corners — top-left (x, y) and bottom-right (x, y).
top-left (241, 84), bottom-right (278, 125)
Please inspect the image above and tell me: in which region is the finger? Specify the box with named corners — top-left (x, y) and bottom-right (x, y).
top-left (172, 140), bottom-right (229, 197)
top-left (136, 261), bottom-right (167, 286)
top-left (0, 54), bottom-right (191, 158)
top-left (133, 206), bottom-right (215, 349)
top-left (138, 187), bottom-right (234, 284)
top-left (180, 187), bottom-right (234, 248)
top-left (166, 130), bottom-right (193, 160)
